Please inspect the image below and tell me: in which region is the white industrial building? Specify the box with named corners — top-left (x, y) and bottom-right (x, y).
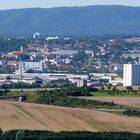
top-left (123, 64), bottom-right (140, 86)
top-left (21, 62), bottom-right (43, 72)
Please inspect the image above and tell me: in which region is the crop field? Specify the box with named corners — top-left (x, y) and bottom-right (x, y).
top-left (80, 97), bottom-right (140, 108)
top-left (0, 101), bottom-right (140, 133)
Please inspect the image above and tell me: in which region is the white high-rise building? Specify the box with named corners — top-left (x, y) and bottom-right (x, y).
top-left (33, 33), bottom-right (40, 40)
top-left (123, 64), bottom-right (140, 86)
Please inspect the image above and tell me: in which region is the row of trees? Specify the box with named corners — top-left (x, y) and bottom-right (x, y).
top-left (59, 87), bottom-right (98, 96)
top-left (0, 37), bottom-right (29, 53)
top-left (0, 82), bottom-right (40, 89)
top-left (100, 86), bottom-right (139, 93)
top-left (0, 130), bottom-right (140, 140)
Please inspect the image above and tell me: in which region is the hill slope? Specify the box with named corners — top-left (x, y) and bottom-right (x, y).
top-left (1, 6), bottom-right (140, 35)
top-left (0, 101), bottom-right (140, 132)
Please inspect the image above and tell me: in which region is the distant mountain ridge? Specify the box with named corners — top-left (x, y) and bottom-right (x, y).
top-left (0, 5), bottom-right (140, 35)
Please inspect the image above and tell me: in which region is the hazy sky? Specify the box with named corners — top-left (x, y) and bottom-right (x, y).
top-left (0, 0), bottom-right (140, 10)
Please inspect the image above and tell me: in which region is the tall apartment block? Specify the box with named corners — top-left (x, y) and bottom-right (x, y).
top-left (123, 64), bottom-right (140, 86)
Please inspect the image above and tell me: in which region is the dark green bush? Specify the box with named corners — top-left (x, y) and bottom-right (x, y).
top-left (124, 109), bottom-right (140, 117)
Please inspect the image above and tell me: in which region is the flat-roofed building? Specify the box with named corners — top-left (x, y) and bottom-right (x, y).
top-left (20, 62), bottom-right (43, 72)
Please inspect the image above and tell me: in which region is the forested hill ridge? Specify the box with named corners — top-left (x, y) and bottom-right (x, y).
top-left (1, 5), bottom-right (140, 35)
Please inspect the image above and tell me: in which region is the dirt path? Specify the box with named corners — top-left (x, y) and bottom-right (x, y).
top-left (0, 101), bottom-right (140, 133)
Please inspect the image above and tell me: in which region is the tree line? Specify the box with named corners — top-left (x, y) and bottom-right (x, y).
top-left (0, 130), bottom-right (140, 140)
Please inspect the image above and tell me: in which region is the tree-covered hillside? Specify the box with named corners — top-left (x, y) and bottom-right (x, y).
top-left (1, 6), bottom-right (140, 35)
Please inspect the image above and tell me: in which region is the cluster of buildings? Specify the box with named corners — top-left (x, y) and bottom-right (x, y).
top-left (0, 73), bottom-right (88, 87)
top-left (93, 63), bottom-right (140, 87)
top-left (122, 50), bottom-right (140, 59)
top-left (88, 73), bottom-right (123, 87)
top-left (2, 34), bottom-right (140, 88)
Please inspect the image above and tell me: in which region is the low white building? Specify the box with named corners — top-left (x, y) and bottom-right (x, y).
top-left (19, 62), bottom-right (43, 72)
top-left (55, 50), bottom-right (78, 56)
